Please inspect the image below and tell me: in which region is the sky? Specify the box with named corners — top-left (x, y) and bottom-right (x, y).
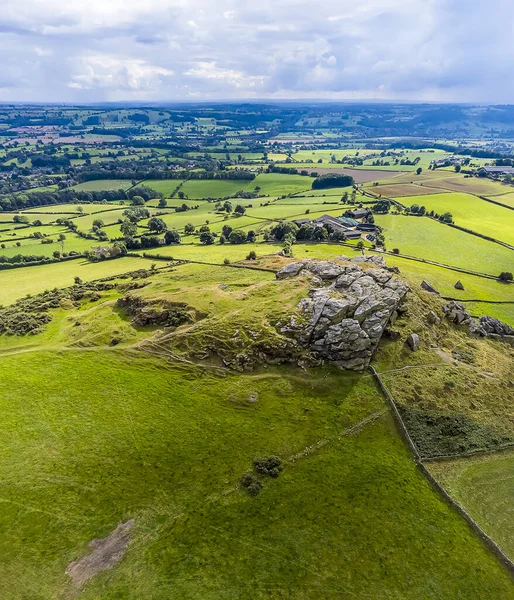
top-left (0, 0), bottom-right (512, 103)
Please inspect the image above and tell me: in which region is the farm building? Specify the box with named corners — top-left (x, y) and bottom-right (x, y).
top-left (346, 208), bottom-right (371, 220)
top-left (312, 214), bottom-right (349, 233)
top-left (291, 214), bottom-right (362, 240)
top-left (478, 166), bottom-right (514, 176)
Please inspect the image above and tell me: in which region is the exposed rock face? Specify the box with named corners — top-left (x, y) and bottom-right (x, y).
top-left (277, 260), bottom-right (410, 371)
top-left (443, 301), bottom-right (471, 325)
top-left (443, 302), bottom-right (514, 346)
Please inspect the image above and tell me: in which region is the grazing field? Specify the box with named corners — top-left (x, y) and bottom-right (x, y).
top-left (429, 451), bottom-right (514, 562)
top-left (0, 234), bottom-right (95, 258)
top-left (71, 179), bottom-right (135, 192)
top-left (250, 173), bottom-right (312, 196)
top-left (375, 214), bottom-right (514, 276)
top-left (0, 348), bottom-right (512, 598)
top-left (396, 192), bottom-right (514, 244)
top-left (143, 179), bottom-right (185, 197)
top-left (490, 192), bottom-right (514, 208)
top-left (180, 179), bottom-right (253, 199)
top-left (0, 256), bottom-right (153, 305)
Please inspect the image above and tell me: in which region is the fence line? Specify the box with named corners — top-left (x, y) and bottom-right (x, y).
top-left (369, 366), bottom-right (514, 576)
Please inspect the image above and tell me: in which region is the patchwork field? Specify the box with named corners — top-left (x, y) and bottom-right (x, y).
top-left (71, 179), bottom-right (135, 192)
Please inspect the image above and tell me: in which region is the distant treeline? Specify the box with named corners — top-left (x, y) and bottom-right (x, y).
top-left (0, 185), bottom-right (160, 211)
top-left (388, 141), bottom-right (514, 160)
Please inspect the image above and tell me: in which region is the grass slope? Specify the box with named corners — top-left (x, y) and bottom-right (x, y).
top-left (429, 451), bottom-right (514, 562)
top-left (0, 349), bottom-right (511, 598)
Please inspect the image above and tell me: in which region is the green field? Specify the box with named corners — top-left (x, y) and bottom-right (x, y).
top-left (429, 451), bottom-right (514, 562)
top-left (251, 173), bottom-right (313, 196)
top-left (71, 180), bottom-right (135, 192)
top-left (397, 193), bottom-right (514, 245)
top-left (0, 298), bottom-right (512, 597)
top-left (180, 179), bottom-right (254, 199)
top-left (0, 256), bottom-right (153, 305)
top-left (375, 214), bottom-right (514, 276)
top-left (143, 179), bottom-right (185, 197)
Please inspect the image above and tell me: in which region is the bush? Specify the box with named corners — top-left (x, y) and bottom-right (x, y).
top-left (228, 229), bottom-right (247, 244)
top-left (246, 251), bottom-right (257, 260)
top-left (253, 456), bottom-right (282, 478)
top-left (164, 230), bottom-right (181, 245)
top-left (499, 272), bottom-right (513, 282)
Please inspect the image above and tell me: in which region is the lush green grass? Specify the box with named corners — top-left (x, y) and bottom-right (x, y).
top-left (0, 256), bottom-right (153, 305)
top-left (397, 193), bottom-right (514, 245)
top-left (429, 451), bottom-right (514, 562)
top-left (71, 179), bottom-right (135, 192)
top-left (0, 348), bottom-right (512, 598)
top-left (492, 192), bottom-right (514, 208)
top-left (375, 214), bottom-right (514, 276)
top-left (143, 179), bottom-right (185, 197)
top-left (251, 173), bottom-right (312, 196)
top-left (0, 233), bottom-right (97, 258)
top-left (180, 179), bottom-right (253, 199)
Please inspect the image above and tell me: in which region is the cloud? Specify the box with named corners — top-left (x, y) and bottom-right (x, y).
top-left (0, 0), bottom-right (510, 102)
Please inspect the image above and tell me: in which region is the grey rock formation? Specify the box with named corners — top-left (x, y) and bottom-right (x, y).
top-left (442, 301), bottom-right (471, 325)
top-left (275, 261), bottom-right (306, 279)
top-left (454, 280), bottom-right (465, 290)
top-left (421, 280), bottom-right (440, 295)
top-left (406, 333), bottom-right (420, 351)
top-left (443, 302), bottom-right (514, 346)
top-left (277, 259), bottom-right (410, 371)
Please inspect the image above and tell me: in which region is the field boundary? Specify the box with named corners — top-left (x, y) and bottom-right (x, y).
top-left (369, 366), bottom-right (514, 576)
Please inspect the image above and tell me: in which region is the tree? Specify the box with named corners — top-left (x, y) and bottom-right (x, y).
top-left (92, 218), bottom-right (104, 228)
top-left (223, 200), bottom-right (232, 213)
top-left (410, 204), bottom-right (420, 214)
top-left (271, 221), bottom-right (299, 241)
top-left (418, 206), bottom-right (426, 216)
top-left (132, 195), bottom-right (145, 206)
top-left (499, 272), bottom-right (513, 282)
top-left (200, 231), bottom-right (215, 245)
top-left (53, 250), bottom-right (61, 259)
top-left (13, 215), bottom-right (29, 224)
top-left (58, 233), bottom-right (66, 242)
top-left (439, 212), bottom-right (453, 223)
top-left (123, 207), bottom-right (150, 222)
top-left (246, 251), bottom-right (257, 260)
top-left (234, 204), bottom-right (246, 215)
top-left (416, 167), bottom-right (423, 175)
top-left (228, 230), bottom-right (248, 244)
top-left (246, 230), bottom-right (256, 243)
top-left (164, 230), bottom-right (181, 245)
top-left (219, 234), bottom-right (226, 245)
top-left (312, 174), bottom-right (354, 190)
top-left (120, 219), bottom-right (138, 238)
top-left (184, 223), bottom-right (195, 235)
top-left (222, 225), bottom-right (233, 238)
top-left (199, 225), bottom-right (210, 233)
top-left (356, 240), bottom-right (365, 251)
top-left (148, 217), bottom-right (167, 234)
top-left (342, 192), bottom-right (349, 203)
top-left (455, 164), bottom-right (461, 173)
top-left (158, 197), bottom-right (167, 208)
top-left (76, 205), bottom-right (85, 214)
top-left (374, 199), bottom-right (391, 214)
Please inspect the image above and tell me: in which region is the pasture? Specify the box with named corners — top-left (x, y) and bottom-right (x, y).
top-left (179, 179), bottom-right (253, 199)
top-left (143, 179), bottom-right (185, 197)
top-left (0, 256), bottom-right (153, 305)
top-left (71, 179), bottom-right (135, 192)
top-left (397, 192), bottom-right (514, 245)
top-left (375, 214), bottom-right (514, 276)
top-left (0, 341), bottom-right (511, 597)
top-left (429, 451), bottom-right (514, 562)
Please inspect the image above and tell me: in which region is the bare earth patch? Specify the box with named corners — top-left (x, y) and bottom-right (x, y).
top-left (66, 520), bottom-right (134, 587)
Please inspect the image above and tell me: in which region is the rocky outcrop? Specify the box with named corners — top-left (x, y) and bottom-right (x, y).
top-left (406, 333), bottom-right (420, 351)
top-left (443, 301), bottom-right (514, 346)
top-left (454, 280), bottom-right (465, 290)
top-left (277, 259), bottom-right (410, 371)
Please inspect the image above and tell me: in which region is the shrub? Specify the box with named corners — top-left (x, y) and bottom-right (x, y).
top-left (246, 251), bottom-right (257, 260)
top-left (499, 272), bottom-right (513, 282)
top-left (253, 456), bottom-right (282, 478)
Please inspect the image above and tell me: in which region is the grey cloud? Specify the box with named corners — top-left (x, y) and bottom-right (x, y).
top-left (0, 0), bottom-right (511, 102)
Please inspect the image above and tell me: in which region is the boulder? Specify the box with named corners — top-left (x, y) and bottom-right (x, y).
top-left (305, 261), bottom-right (345, 280)
top-left (406, 333), bottom-right (420, 351)
top-left (421, 280), bottom-right (440, 295)
top-left (276, 262), bottom-right (306, 279)
top-left (443, 301), bottom-right (471, 325)
top-left (454, 280), bottom-right (465, 290)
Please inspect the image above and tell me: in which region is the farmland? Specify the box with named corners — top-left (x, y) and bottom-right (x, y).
top-left (0, 103), bottom-right (513, 595)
